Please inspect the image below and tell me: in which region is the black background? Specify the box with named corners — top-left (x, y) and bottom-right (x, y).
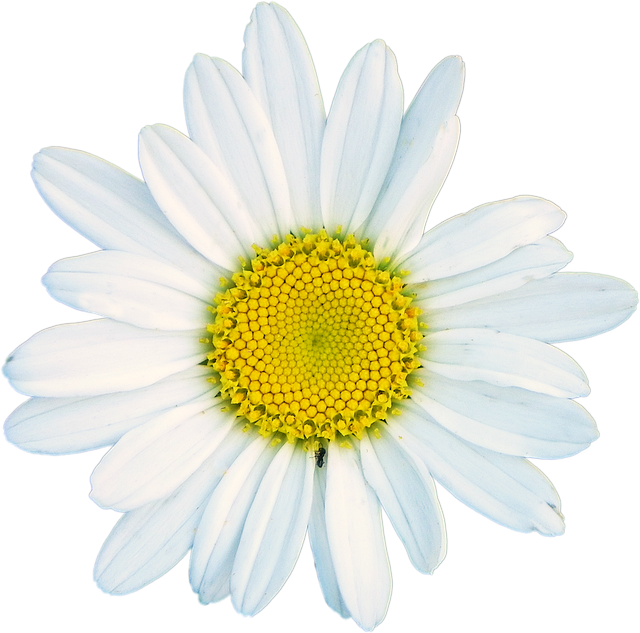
top-left (1, 2), bottom-right (637, 632)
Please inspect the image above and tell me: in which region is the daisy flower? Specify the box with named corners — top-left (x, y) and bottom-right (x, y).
top-left (3, 2), bottom-right (637, 631)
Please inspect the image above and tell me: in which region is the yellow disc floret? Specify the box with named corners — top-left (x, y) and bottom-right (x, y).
top-left (207, 230), bottom-right (422, 442)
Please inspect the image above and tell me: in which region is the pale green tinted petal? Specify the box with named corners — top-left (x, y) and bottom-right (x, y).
top-left (243, 2), bottom-right (325, 230)
top-left (393, 401), bottom-right (565, 535)
top-left (231, 441), bottom-right (314, 615)
top-left (420, 329), bottom-right (589, 398)
top-left (94, 426), bottom-right (252, 594)
top-left (426, 272), bottom-right (638, 342)
top-left (308, 466), bottom-right (351, 619)
top-left (397, 196), bottom-right (566, 282)
top-left (360, 426), bottom-right (446, 574)
top-left (3, 319), bottom-right (206, 397)
top-left (410, 237), bottom-right (572, 309)
top-left (325, 441), bottom-right (391, 631)
top-left (43, 250), bottom-right (212, 330)
top-left (321, 40), bottom-right (402, 235)
top-left (4, 366), bottom-right (214, 454)
top-left (31, 147), bottom-right (223, 286)
top-left (89, 401), bottom-right (235, 511)
top-left (184, 54), bottom-right (293, 238)
top-left (410, 370), bottom-right (598, 458)
top-left (138, 124), bottom-right (257, 269)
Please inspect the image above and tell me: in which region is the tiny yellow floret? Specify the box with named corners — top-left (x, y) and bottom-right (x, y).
top-left (207, 230), bottom-right (422, 442)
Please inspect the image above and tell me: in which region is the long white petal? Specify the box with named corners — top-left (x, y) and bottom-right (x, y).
top-left (242, 2), bottom-right (325, 230)
top-left (308, 466), bottom-right (351, 619)
top-left (3, 319), bottom-right (206, 397)
top-left (362, 55), bottom-right (464, 260)
top-left (360, 426), bottom-right (446, 574)
top-left (420, 328), bottom-right (589, 398)
top-left (31, 147), bottom-right (223, 286)
top-left (325, 441), bottom-right (391, 631)
top-left (426, 272), bottom-right (638, 342)
top-left (410, 370), bottom-right (598, 458)
top-left (94, 426), bottom-right (253, 594)
top-left (231, 440), bottom-right (314, 615)
top-left (138, 124), bottom-right (257, 269)
top-left (190, 435), bottom-right (275, 604)
top-left (397, 196), bottom-right (566, 282)
top-left (43, 250), bottom-right (212, 330)
top-left (371, 116), bottom-right (460, 263)
top-left (321, 40), bottom-right (403, 235)
top-left (184, 54), bottom-right (293, 238)
top-left (394, 400), bottom-right (565, 535)
top-left (90, 401), bottom-right (236, 511)
top-left (410, 236), bottom-right (572, 309)
top-left (4, 365), bottom-right (215, 454)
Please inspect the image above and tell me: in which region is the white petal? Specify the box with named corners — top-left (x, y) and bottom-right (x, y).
top-left (410, 370), bottom-right (598, 458)
top-left (3, 319), bottom-right (206, 397)
top-left (4, 365), bottom-right (215, 454)
top-left (321, 40), bottom-right (403, 235)
top-left (43, 250), bottom-right (213, 330)
top-left (231, 440), bottom-right (314, 615)
top-left (138, 124), bottom-right (257, 269)
top-left (360, 426), bottom-right (446, 574)
top-left (325, 442), bottom-right (391, 631)
top-left (411, 236), bottom-right (572, 310)
top-left (426, 272), bottom-right (638, 343)
top-left (242, 2), bottom-right (325, 230)
top-left (420, 328), bottom-right (589, 398)
top-left (190, 435), bottom-right (275, 604)
top-left (94, 426), bottom-right (253, 594)
top-left (371, 116), bottom-right (460, 263)
top-left (90, 400), bottom-right (235, 511)
top-left (397, 196), bottom-right (566, 282)
top-left (362, 55), bottom-right (464, 260)
top-left (393, 400), bottom-right (565, 535)
top-left (31, 147), bottom-right (223, 287)
top-left (308, 466), bottom-right (351, 619)
top-left (184, 54), bottom-right (293, 238)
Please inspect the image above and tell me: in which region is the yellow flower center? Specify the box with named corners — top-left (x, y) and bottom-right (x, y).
top-left (207, 230), bottom-right (422, 444)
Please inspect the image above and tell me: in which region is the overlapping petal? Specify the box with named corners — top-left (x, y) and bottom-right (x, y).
top-left (360, 425), bottom-right (446, 574)
top-left (397, 196), bottom-right (566, 283)
top-left (243, 2), bottom-right (325, 230)
top-left (325, 442), bottom-right (391, 631)
top-left (419, 329), bottom-right (589, 398)
top-left (320, 40), bottom-right (402, 235)
top-left (94, 426), bottom-right (253, 594)
top-left (189, 435), bottom-right (275, 604)
top-left (231, 439), bottom-right (314, 615)
top-left (4, 366), bottom-right (215, 454)
top-left (410, 370), bottom-right (598, 458)
top-left (308, 466), bottom-right (351, 619)
top-left (410, 237), bottom-right (572, 309)
top-left (361, 55), bottom-right (464, 262)
top-left (138, 124), bottom-right (259, 269)
top-left (31, 147), bottom-right (223, 286)
top-left (90, 400), bottom-right (236, 511)
top-left (425, 272), bottom-right (638, 342)
top-left (394, 400), bottom-right (565, 535)
top-left (43, 250), bottom-right (213, 330)
top-left (3, 319), bottom-right (206, 397)
top-left (184, 53), bottom-right (293, 238)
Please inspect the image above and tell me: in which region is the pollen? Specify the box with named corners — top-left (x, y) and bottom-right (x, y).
top-left (207, 230), bottom-right (423, 442)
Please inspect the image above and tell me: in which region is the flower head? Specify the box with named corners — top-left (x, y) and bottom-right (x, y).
top-left (3, 3), bottom-right (637, 631)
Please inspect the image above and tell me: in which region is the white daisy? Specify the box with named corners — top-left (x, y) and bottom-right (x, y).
top-left (3, 3), bottom-right (637, 631)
